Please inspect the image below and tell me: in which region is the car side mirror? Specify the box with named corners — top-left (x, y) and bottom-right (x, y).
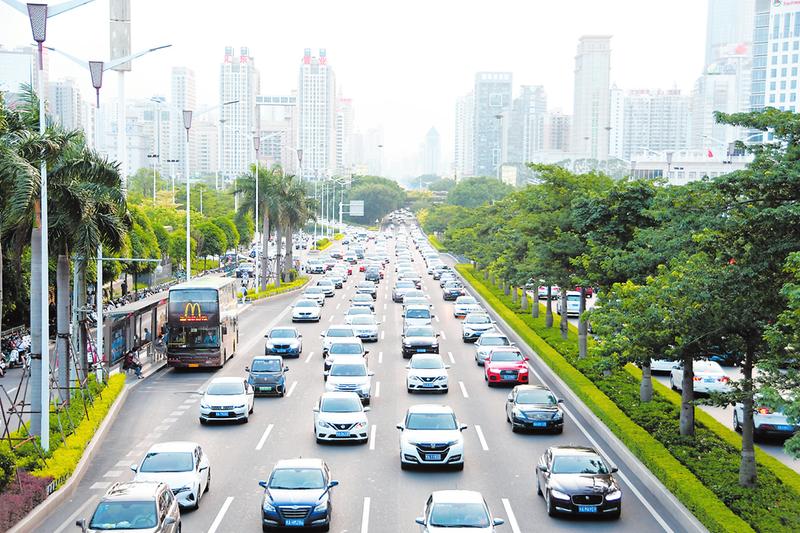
top-left (415, 517), bottom-right (425, 526)
top-left (328, 480), bottom-right (339, 488)
top-left (284, 367), bottom-right (290, 372)
top-left (493, 518), bottom-right (505, 526)
top-left (507, 397), bottom-right (514, 402)
top-left (368, 371), bottom-right (375, 376)
top-left (672, 364), bottom-right (680, 370)
top-left (538, 465), bottom-right (548, 472)
top-left (405, 364), bottom-right (410, 369)
top-left (557, 398), bottom-right (564, 403)
top-left (259, 480), bottom-right (268, 489)
top-left (396, 424), bottom-right (404, 430)
top-left (364, 350), bottom-right (370, 355)
top-left (323, 371), bottom-right (330, 376)
top-left (436, 333), bottom-right (440, 337)
top-left (363, 406), bottom-right (371, 412)
top-left (445, 365), bottom-right (451, 369)
top-left (163, 516), bottom-right (177, 526)
top-left (245, 367), bottom-right (250, 372)
top-left (611, 466), bottom-right (619, 473)
top-left (312, 407), bottom-right (320, 412)
top-left (76, 519), bottom-right (88, 532)
top-left (298, 334), bottom-right (302, 339)
top-left (459, 424), bottom-right (468, 431)
top-left (130, 464), bottom-right (138, 472)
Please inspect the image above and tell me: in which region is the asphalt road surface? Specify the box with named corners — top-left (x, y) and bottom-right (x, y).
top-left (36, 237), bottom-right (704, 533)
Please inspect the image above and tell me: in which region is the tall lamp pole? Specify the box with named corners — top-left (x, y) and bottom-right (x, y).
top-left (218, 118), bottom-right (226, 194)
top-left (183, 110), bottom-right (193, 281)
top-left (254, 136), bottom-right (261, 291)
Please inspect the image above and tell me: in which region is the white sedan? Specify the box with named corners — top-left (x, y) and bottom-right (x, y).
top-left (314, 392), bottom-right (370, 444)
top-left (131, 441), bottom-right (210, 509)
top-left (669, 360), bottom-right (731, 394)
top-left (406, 354), bottom-right (449, 393)
top-left (199, 377), bottom-right (254, 424)
top-left (292, 299), bottom-right (322, 322)
top-left (453, 296), bottom-right (481, 318)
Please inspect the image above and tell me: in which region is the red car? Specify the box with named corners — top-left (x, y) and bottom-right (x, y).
top-left (573, 286), bottom-right (594, 297)
top-left (359, 264), bottom-right (366, 272)
top-left (484, 348), bottom-right (529, 386)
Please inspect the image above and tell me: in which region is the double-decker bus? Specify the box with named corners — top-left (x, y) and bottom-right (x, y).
top-left (166, 277), bottom-right (238, 368)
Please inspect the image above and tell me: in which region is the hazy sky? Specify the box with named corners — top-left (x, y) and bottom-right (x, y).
top-left (1, 0), bottom-right (708, 175)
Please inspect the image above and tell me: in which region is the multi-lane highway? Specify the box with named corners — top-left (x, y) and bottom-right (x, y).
top-left (36, 232), bottom-right (704, 533)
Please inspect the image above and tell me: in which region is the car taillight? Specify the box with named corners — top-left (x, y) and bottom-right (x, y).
top-left (758, 407), bottom-right (772, 415)
top-left (693, 376), bottom-right (701, 382)
top-left (719, 376), bottom-right (730, 383)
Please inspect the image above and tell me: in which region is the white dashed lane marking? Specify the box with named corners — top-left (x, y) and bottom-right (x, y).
top-left (475, 425), bottom-right (489, 451)
top-left (459, 381), bottom-right (469, 398)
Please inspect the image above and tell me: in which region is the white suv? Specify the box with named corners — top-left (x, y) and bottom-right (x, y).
top-left (325, 357), bottom-right (374, 404)
top-left (406, 354), bottom-right (449, 393)
top-left (313, 392), bottom-right (370, 444)
top-left (397, 404), bottom-right (466, 470)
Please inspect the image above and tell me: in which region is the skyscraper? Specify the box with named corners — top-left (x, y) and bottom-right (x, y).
top-left (544, 111), bottom-right (571, 153)
top-left (572, 35), bottom-right (612, 160)
top-left (472, 72), bottom-right (512, 176)
top-left (220, 46), bottom-right (260, 179)
top-left (421, 127), bottom-right (442, 176)
top-left (171, 67), bottom-right (196, 179)
top-left (706, 0), bottom-right (755, 67)
top-left (48, 78), bottom-right (84, 132)
top-left (336, 97), bottom-right (355, 173)
top-left (507, 85), bottom-right (547, 164)
top-left (298, 48), bottom-right (336, 179)
top-left (618, 89), bottom-right (691, 160)
top-left (454, 92), bottom-right (474, 178)
top-left (194, 120), bottom-right (218, 176)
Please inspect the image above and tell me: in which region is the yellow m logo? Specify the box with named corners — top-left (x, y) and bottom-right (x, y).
top-left (184, 302), bottom-right (202, 317)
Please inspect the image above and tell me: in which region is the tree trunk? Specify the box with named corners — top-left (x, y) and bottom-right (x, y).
top-left (75, 260), bottom-right (87, 384)
top-left (578, 287), bottom-right (588, 358)
top-left (260, 207), bottom-right (269, 291)
top-left (532, 287), bottom-right (540, 318)
top-left (274, 223), bottom-right (282, 288)
top-left (56, 254), bottom-right (70, 406)
top-left (739, 343), bottom-right (757, 487)
top-left (490, 273), bottom-right (495, 286)
top-left (559, 288), bottom-right (568, 340)
top-left (30, 223), bottom-right (43, 437)
top-left (483, 269), bottom-right (489, 281)
top-left (285, 226), bottom-right (294, 274)
top-left (545, 285), bottom-right (553, 328)
top-left (640, 360), bottom-right (653, 402)
top-left (503, 281), bottom-right (510, 296)
top-left (680, 355), bottom-right (695, 436)
top-left (520, 289), bottom-right (528, 311)
top-left (511, 285), bottom-right (518, 303)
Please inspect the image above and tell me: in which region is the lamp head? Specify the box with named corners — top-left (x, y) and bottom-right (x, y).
top-left (27, 3), bottom-right (48, 43)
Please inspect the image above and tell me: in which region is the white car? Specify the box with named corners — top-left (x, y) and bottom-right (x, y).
top-left (351, 293), bottom-right (376, 311)
top-left (292, 299), bottom-right (322, 322)
top-left (316, 279), bottom-right (336, 297)
top-left (474, 332), bottom-right (513, 366)
top-left (406, 354), bottom-right (449, 393)
top-left (453, 296), bottom-right (481, 318)
top-left (303, 286), bottom-right (327, 306)
top-left (403, 305), bottom-right (435, 328)
top-left (313, 392), bottom-right (370, 444)
top-left (734, 396), bottom-right (800, 437)
top-left (320, 325), bottom-right (356, 355)
top-left (650, 358), bottom-right (680, 374)
top-left (556, 291), bottom-right (581, 317)
top-left (131, 441), bottom-right (210, 510)
top-left (415, 490), bottom-right (504, 532)
top-left (462, 313), bottom-right (496, 343)
top-left (199, 377), bottom-right (254, 424)
top-left (397, 404), bottom-right (466, 470)
top-left (348, 315), bottom-right (380, 342)
top-left (670, 360), bottom-right (732, 394)
top-left (345, 306), bottom-right (374, 322)
top-left (325, 357), bottom-right (374, 404)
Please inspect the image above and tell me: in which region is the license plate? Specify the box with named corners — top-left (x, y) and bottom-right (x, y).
top-left (704, 378), bottom-right (715, 383)
top-left (532, 421), bottom-right (547, 427)
top-left (285, 519), bottom-right (305, 526)
top-left (423, 383), bottom-right (435, 388)
top-left (424, 453), bottom-right (441, 461)
top-left (336, 431), bottom-right (350, 437)
top-left (258, 386), bottom-right (272, 392)
top-left (275, 348), bottom-right (286, 353)
top-left (188, 363), bottom-right (199, 368)
top-left (578, 505), bottom-right (598, 513)
top-left (417, 348), bottom-right (427, 352)
top-left (502, 375), bottom-right (517, 380)
top-left (216, 412), bottom-right (228, 417)
top-left (777, 424), bottom-right (794, 431)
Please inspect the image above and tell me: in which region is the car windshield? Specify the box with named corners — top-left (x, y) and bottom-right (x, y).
top-left (270, 329), bottom-right (296, 339)
top-left (406, 327), bottom-right (434, 337)
top-left (89, 501), bottom-right (158, 530)
top-left (330, 364), bottom-right (367, 376)
top-left (167, 326), bottom-right (220, 349)
top-left (296, 300), bottom-right (317, 308)
top-left (321, 396), bottom-right (362, 412)
top-left (354, 294), bottom-right (372, 301)
top-left (327, 328), bottom-right (354, 337)
top-left (206, 381), bottom-right (244, 395)
top-left (251, 359), bottom-right (282, 372)
top-left (358, 282), bottom-right (375, 288)
top-left (457, 297), bottom-right (477, 305)
top-left (429, 503), bottom-right (490, 528)
top-left (517, 390), bottom-right (557, 405)
top-left (411, 357), bottom-right (444, 369)
top-left (347, 308), bottom-right (371, 315)
top-left (467, 315), bottom-right (491, 324)
top-left (139, 451), bottom-right (193, 473)
top-left (406, 413), bottom-right (457, 430)
top-left (406, 309), bottom-right (430, 318)
top-left (445, 281), bottom-right (460, 288)
top-left (268, 468), bottom-right (325, 490)
top-left (396, 281), bottom-right (415, 288)
top-left (552, 455), bottom-right (609, 475)
top-left (317, 281), bottom-right (332, 287)
top-left (567, 294), bottom-right (581, 302)
top-left (490, 351), bottom-right (523, 362)
top-left (306, 287), bottom-right (324, 293)
top-left (695, 361), bottom-right (722, 372)
top-left (480, 336), bottom-right (509, 346)
top-left (330, 343), bottom-right (363, 355)
top-left (351, 316), bottom-right (376, 325)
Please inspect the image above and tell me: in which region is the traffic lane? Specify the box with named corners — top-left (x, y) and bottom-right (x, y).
top-left (36, 289), bottom-right (305, 532)
top-left (650, 373), bottom-right (800, 474)
top-left (442, 257), bottom-right (703, 532)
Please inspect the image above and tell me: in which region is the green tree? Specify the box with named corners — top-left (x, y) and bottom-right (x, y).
top-left (212, 216), bottom-right (239, 253)
top-left (195, 221), bottom-right (227, 269)
top-left (446, 176), bottom-right (513, 208)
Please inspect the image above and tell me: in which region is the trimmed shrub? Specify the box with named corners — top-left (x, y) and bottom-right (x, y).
top-left (0, 446), bottom-right (14, 492)
top-left (0, 470), bottom-right (51, 531)
top-left (315, 238), bottom-right (332, 250)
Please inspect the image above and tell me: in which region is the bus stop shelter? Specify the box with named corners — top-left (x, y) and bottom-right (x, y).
top-left (104, 291), bottom-right (169, 367)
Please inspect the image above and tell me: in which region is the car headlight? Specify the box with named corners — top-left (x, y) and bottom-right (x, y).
top-left (408, 375), bottom-right (422, 382)
top-left (234, 404), bottom-right (246, 409)
top-left (550, 489), bottom-right (570, 500)
top-left (552, 411), bottom-right (563, 420)
top-left (605, 489), bottom-right (622, 501)
top-left (519, 367), bottom-right (528, 373)
top-left (263, 500), bottom-right (276, 513)
top-left (512, 408), bottom-right (525, 419)
top-left (445, 439), bottom-right (461, 447)
top-left (359, 384), bottom-right (371, 391)
top-left (174, 485), bottom-right (192, 494)
top-left (318, 420), bottom-right (333, 429)
top-left (353, 422), bottom-right (367, 430)
top-left (266, 343), bottom-right (275, 349)
top-left (200, 403), bottom-right (210, 409)
top-left (313, 498), bottom-right (329, 513)
top-left (431, 342), bottom-right (439, 348)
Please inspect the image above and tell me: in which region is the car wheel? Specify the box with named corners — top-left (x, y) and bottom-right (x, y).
top-left (670, 376), bottom-right (678, 391)
top-left (537, 477), bottom-right (543, 496)
top-left (205, 470), bottom-right (211, 493)
top-left (407, 387), bottom-right (413, 394)
top-left (400, 460), bottom-right (410, 471)
top-left (199, 418), bottom-right (207, 426)
top-left (249, 404), bottom-right (254, 414)
top-left (511, 422), bottom-right (519, 433)
top-left (321, 523), bottom-right (330, 532)
top-left (242, 415), bottom-right (249, 424)
top-left (733, 410), bottom-right (742, 432)
top-left (547, 491), bottom-right (558, 517)
top-left (192, 488), bottom-right (200, 510)
top-left (442, 388), bottom-right (448, 394)
top-left (453, 462), bottom-right (464, 471)
top-left (364, 398), bottom-right (371, 406)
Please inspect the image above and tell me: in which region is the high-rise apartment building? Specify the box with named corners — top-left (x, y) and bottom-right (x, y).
top-left (48, 79), bottom-right (84, 132)
top-left (0, 46), bottom-right (47, 105)
top-left (473, 72), bottom-right (512, 176)
top-left (453, 93), bottom-right (474, 177)
top-left (692, 55), bottom-right (751, 150)
top-left (572, 36), bottom-right (612, 160)
top-left (706, 0), bottom-right (755, 66)
top-left (171, 67), bottom-right (197, 179)
top-left (336, 97), bottom-right (355, 173)
top-left (220, 47), bottom-right (260, 180)
top-left (420, 127), bottom-right (442, 176)
top-left (611, 89), bottom-right (691, 160)
top-left (544, 111), bottom-right (571, 153)
top-left (507, 85), bottom-right (547, 164)
top-left (194, 120), bottom-right (218, 176)
top-left (298, 48), bottom-right (336, 179)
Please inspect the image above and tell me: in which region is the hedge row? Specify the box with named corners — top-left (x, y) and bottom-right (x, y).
top-left (315, 238), bottom-right (332, 250)
top-left (333, 233), bottom-right (344, 241)
top-left (456, 264), bottom-right (754, 533)
top-left (428, 234), bottom-right (445, 251)
top-left (238, 277), bottom-right (309, 301)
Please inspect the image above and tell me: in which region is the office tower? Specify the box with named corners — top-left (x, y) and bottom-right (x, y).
top-left (194, 120), bottom-right (218, 176)
top-left (544, 111), bottom-right (571, 153)
top-left (336, 97), bottom-right (355, 173)
top-left (298, 48), bottom-right (336, 179)
top-left (454, 92), bottom-right (474, 177)
top-left (257, 94), bottom-right (297, 171)
top-left (421, 127), bottom-right (442, 176)
top-left (220, 46), bottom-right (261, 179)
top-left (572, 35), bottom-right (612, 160)
top-left (473, 72), bottom-right (513, 176)
top-left (619, 89), bottom-right (691, 160)
top-left (508, 85), bottom-right (547, 164)
top-left (608, 85), bottom-right (625, 159)
top-left (48, 79), bottom-right (84, 132)
top-left (0, 45), bottom-right (47, 105)
top-left (171, 67), bottom-right (197, 179)
top-left (706, 0), bottom-right (756, 67)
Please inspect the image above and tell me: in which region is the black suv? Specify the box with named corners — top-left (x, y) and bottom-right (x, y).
top-left (401, 325), bottom-right (440, 358)
top-left (365, 267), bottom-right (381, 283)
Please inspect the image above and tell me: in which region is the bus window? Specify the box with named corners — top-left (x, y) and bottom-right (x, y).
top-left (168, 327), bottom-right (220, 348)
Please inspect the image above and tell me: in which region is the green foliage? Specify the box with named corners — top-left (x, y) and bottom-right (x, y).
top-left (427, 177), bottom-right (456, 192)
top-left (342, 175), bottom-right (406, 223)
top-left (0, 446), bottom-right (14, 492)
top-left (427, 234), bottom-right (445, 251)
top-left (168, 230), bottom-right (196, 269)
top-left (315, 238), bottom-right (331, 250)
top-left (195, 221), bottom-right (227, 261)
top-left (446, 176), bottom-right (514, 208)
top-left (234, 212), bottom-right (254, 247)
top-left (239, 276), bottom-right (309, 300)
top-left (212, 217), bottom-right (240, 251)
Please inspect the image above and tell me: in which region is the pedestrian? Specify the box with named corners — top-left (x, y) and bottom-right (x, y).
top-left (123, 349), bottom-right (143, 379)
top-left (144, 328), bottom-right (151, 343)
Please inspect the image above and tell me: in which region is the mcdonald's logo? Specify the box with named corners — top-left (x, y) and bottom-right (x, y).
top-left (179, 302), bottom-right (208, 322)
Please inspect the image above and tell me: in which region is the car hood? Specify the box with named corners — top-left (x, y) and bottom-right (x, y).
top-left (464, 323), bottom-right (493, 331)
top-left (133, 470), bottom-right (197, 490)
top-left (408, 368), bottom-right (447, 379)
top-left (294, 307), bottom-right (320, 314)
top-left (477, 345), bottom-right (507, 354)
top-left (249, 372), bottom-right (284, 384)
top-left (550, 473), bottom-right (618, 494)
top-left (486, 362), bottom-right (526, 371)
top-left (403, 336), bottom-right (437, 345)
top-left (402, 429), bottom-right (460, 445)
top-left (326, 375), bottom-right (370, 386)
top-left (318, 411), bottom-right (368, 424)
top-left (264, 487), bottom-right (326, 507)
top-left (203, 393), bottom-right (247, 405)
top-left (266, 339), bottom-right (300, 346)
top-left (404, 318), bottom-right (432, 326)
top-left (426, 526), bottom-right (495, 533)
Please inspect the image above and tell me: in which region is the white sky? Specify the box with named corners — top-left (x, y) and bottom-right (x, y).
top-left (1, 0), bottom-right (709, 176)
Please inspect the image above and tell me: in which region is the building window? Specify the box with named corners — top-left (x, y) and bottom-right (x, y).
top-left (775, 14), bottom-right (781, 38)
top-left (784, 55), bottom-right (789, 64)
top-left (773, 55), bottom-right (779, 65)
top-left (793, 80), bottom-right (798, 89)
top-left (771, 81), bottom-right (777, 90)
top-left (772, 68), bottom-right (778, 77)
top-left (786, 13), bottom-right (793, 38)
top-left (785, 41), bottom-right (791, 51)
top-left (781, 93), bottom-right (787, 102)
top-left (770, 94), bottom-right (776, 103)
top-left (781, 80), bottom-right (787, 89)
top-left (792, 93), bottom-right (797, 102)
top-left (782, 68), bottom-right (788, 76)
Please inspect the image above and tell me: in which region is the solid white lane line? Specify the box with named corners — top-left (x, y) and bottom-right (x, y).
top-left (459, 381), bottom-right (469, 398)
top-left (256, 424), bottom-right (274, 451)
top-left (440, 331), bottom-right (447, 340)
top-left (501, 498), bottom-right (521, 533)
top-left (474, 424), bottom-right (489, 451)
top-left (7, 387), bottom-right (17, 395)
top-left (286, 381), bottom-right (298, 398)
top-left (207, 496), bottom-right (234, 533)
top-left (55, 495), bottom-right (99, 533)
top-left (305, 351), bottom-right (315, 363)
top-left (378, 351), bottom-right (383, 364)
top-left (374, 381), bottom-right (381, 398)
top-left (383, 303), bottom-right (387, 310)
top-left (381, 331), bottom-right (385, 340)
top-left (448, 351), bottom-right (455, 364)
top-left (361, 497), bottom-right (371, 533)
top-left (369, 425), bottom-right (377, 450)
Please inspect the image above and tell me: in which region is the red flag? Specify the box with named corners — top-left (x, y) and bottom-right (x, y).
top-left (707, 149), bottom-right (714, 158)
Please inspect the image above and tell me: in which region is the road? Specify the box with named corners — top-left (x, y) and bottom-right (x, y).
top-left (36, 236), bottom-right (701, 533)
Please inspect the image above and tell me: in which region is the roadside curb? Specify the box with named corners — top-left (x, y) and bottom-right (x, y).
top-left (9, 361), bottom-right (168, 533)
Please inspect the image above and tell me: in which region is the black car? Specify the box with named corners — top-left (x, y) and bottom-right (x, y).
top-left (246, 356), bottom-right (289, 397)
top-left (536, 446), bottom-right (621, 519)
top-left (401, 325), bottom-right (440, 358)
top-left (442, 281), bottom-right (466, 301)
top-left (505, 385), bottom-right (564, 433)
top-left (365, 268), bottom-right (381, 283)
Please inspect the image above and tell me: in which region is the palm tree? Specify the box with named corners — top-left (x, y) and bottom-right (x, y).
top-left (236, 163), bottom-right (280, 291)
top-left (279, 176), bottom-right (313, 277)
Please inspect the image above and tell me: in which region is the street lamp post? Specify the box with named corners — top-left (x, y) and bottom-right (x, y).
top-left (253, 135), bottom-right (261, 291)
top-left (150, 96), bottom-right (164, 205)
top-left (217, 118), bottom-right (226, 193)
top-left (183, 110), bottom-right (193, 281)
top-left (166, 158), bottom-right (179, 204)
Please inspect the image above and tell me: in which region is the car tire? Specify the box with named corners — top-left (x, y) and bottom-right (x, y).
top-left (249, 404), bottom-right (254, 414)
top-left (453, 462), bottom-right (464, 471)
top-left (442, 388), bottom-right (448, 394)
top-left (242, 415), bottom-right (249, 424)
top-left (205, 470), bottom-right (211, 493)
top-left (547, 491), bottom-right (558, 517)
top-left (670, 376), bottom-right (678, 391)
top-left (321, 523), bottom-right (330, 532)
top-left (511, 423), bottom-right (519, 433)
top-left (537, 477), bottom-right (543, 496)
top-left (192, 488), bottom-right (200, 510)
top-left (733, 410), bottom-right (742, 432)
top-left (364, 398), bottom-right (371, 406)
top-left (407, 387), bottom-right (413, 394)
top-left (199, 418), bottom-right (207, 426)
top-left (400, 461), bottom-right (410, 471)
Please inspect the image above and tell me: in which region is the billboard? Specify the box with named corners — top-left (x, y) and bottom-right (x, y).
top-left (350, 200), bottom-right (364, 217)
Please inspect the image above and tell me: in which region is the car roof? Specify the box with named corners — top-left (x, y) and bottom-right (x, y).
top-left (102, 481), bottom-right (164, 501)
top-left (513, 384), bottom-right (552, 394)
top-left (549, 445), bottom-right (600, 457)
top-left (328, 337), bottom-right (363, 345)
top-left (253, 355), bottom-right (283, 362)
top-left (270, 326), bottom-right (298, 333)
top-left (327, 324), bottom-right (354, 331)
top-left (209, 377), bottom-right (244, 384)
top-left (405, 304), bottom-right (430, 311)
top-left (295, 299), bottom-right (319, 305)
top-left (321, 391), bottom-right (362, 400)
top-left (407, 404), bottom-right (454, 414)
top-left (274, 458), bottom-right (326, 470)
top-left (430, 490), bottom-right (485, 504)
top-left (144, 441), bottom-right (198, 453)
